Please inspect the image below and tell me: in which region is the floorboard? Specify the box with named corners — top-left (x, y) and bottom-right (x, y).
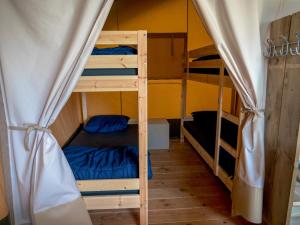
top-left (90, 139), bottom-right (256, 225)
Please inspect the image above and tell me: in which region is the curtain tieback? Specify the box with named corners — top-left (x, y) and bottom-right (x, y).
top-left (9, 124), bottom-right (52, 151)
top-left (242, 107), bottom-right (265, 116)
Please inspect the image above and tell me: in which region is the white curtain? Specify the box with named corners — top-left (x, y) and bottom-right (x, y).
top-left (193, 0), bottom-right (300, 223)
top-left (0, 0), bottom-right (113, 224)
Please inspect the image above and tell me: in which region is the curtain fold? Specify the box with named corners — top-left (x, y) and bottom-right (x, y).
top-left (192, 1), bottom-right (265, 223)
top-left (0, 0), bottom-right (113, 224)
top-left (193, 0), bottom-right (300, 223)
top-left (0, 160), bottom-right (8, 221)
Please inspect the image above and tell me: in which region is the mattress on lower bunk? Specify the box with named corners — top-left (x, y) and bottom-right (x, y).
top-left (68, 124), bottom-right (138, 147)
top-left (183, 114), bottom-right (237, 177)
top-left (64, 125), bottom-right (152, 180)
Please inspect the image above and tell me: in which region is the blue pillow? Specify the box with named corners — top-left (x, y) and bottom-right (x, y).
top-left (84, 115), bottom-right (130, 133)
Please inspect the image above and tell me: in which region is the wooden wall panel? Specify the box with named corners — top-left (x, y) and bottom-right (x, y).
top-left (186, 81), bottom-right (232, 115)
top-left (122, 92), bottom-right (138, 118)
top-left (148, 80), bottom-right (182, 119)
top-left (86, 92), bottom-right (121, 117)
top-left (148, 34), bottom-right (186, 79)
top-left (264, 14), bottom-right (291, 225)
top-left (83, 81), bottom-right (183, 120)
top-left (50, 93), bottom-right (82, 146)
top-left (264, 12), bottom-right (300, 225)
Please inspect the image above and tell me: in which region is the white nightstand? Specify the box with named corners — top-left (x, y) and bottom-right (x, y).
top-left (148, 119), bottom-right (169, 150)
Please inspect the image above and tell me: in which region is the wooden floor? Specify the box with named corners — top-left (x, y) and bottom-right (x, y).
top-left (90, 139), bottom-right (255, 225)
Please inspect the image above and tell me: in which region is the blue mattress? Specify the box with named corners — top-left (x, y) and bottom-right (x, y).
top-left (92, 46), bottom-right (137, 55)
top-left (64, 145), bottom-right (152, 180)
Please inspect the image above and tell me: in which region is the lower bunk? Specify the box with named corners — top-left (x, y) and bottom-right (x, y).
top-left (182, 111), bottom-right (238, 191)
top-left (63, 115), bottom-right (152, 210)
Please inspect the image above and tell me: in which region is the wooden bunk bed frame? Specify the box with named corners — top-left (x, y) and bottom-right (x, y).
top-left (181, 45), bottom-right (242, 191)
top-left (186, 44), bottom-right (233, 88)
top-left (73, 31), bottom-right (148, 225)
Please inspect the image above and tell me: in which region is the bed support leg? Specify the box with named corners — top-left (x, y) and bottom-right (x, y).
top-left (213, 62), bottom-right (225, 176)
top-left (138, 30), bottom-right (148, 225)
top-left (180, 78), bottom-right (187, 143)
top-left (81, 92), bottom-right (88, 124)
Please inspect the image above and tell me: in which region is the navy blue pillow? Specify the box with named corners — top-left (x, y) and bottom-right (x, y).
top-left (84, 115), bottom-right (130, 133)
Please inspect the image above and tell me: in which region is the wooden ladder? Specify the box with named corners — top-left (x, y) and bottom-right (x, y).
top-left (213, 62), bottom-right (243, 178)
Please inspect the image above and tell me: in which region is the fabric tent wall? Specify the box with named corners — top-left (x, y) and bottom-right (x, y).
top-left (0, 165), bottom-right (8, 221)
top-left (193, 0), bottom-right (300, 223)
top-left (0, 0), bottom-right (113, 224)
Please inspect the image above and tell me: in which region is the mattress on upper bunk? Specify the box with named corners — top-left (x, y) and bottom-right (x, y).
top-left (64, 124), bottom-right (152, 180)
top-left (183, 111), bottom-right (237, 177)
top-left (82, 46), bottom-right (138, 76)
top-left (187, 54), bottom-right (229, 76)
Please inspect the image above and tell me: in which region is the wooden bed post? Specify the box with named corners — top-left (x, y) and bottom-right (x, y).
top-left (180, 76), bottom-right (187, 143)
top-left (138, 30), bottom-right (148, 225)
top-left (81, 92), bottom-right (88, 124)
top-left (213, 61), bottom-right (225, 176)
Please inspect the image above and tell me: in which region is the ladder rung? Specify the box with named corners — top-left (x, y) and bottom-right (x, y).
top-left (222, 111), bottom-right (239, 125)
top-left (220, 139), bottom-right (237, 158)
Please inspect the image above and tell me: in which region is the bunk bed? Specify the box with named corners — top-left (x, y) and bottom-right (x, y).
top-left (186, 44), bottom-right (233, 88)
top-left (71, 31), bottom-right (149, 225)
top-left (181, 45), bottom-right (242, 191)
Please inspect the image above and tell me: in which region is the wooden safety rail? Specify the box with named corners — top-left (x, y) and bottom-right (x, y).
top-left (185, 45), bottom-right (233, 88)
top-left (74, 31), bottom-right (141, 93)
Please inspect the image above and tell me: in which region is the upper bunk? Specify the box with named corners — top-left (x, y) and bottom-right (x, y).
top-left (73, 30), bottom-right (147, 93)
top-left (185, 44), bottom-right (233, 88)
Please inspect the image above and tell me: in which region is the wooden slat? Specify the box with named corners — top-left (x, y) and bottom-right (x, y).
top-left (182, 126), bottom-right (213, 170)
top-left (85, 55), bottom-right (138, 69)
top-left (189, 45), bottom-right (218, 58)
top-left (77, 179), bottom-right (139, 192)
top-left (235, 111), bottom-right (244, 173)
top-left (73, 76), bottom-right (138, 92)
top-left (187, 74), bottom-right (233, 88)
top-left (220, 139), bottom-right (237, 158)
top-left (83, 194), bottom-right (140, 210)
top-left (214, 62), bottom-right (225, 176)
top-left (182, 126), bottom-right (233, 191)
top-left (90, 211), bottom-right (248, 225)
top-left (137, 30), bottom-right (148, 225)
top-left (149, 186), bottom-right (227, 199)
top-left (188, 59), bottom-right (222, 68)
top-left (222, 111), bottom-right (239, 125)
top-left (96, 31), bottom-right (138, 45)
